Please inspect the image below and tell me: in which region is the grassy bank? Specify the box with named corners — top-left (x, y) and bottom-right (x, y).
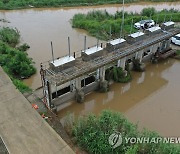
top-left (0, 0), bottom-right (178, 10)
top-left (0, 27), bottom-right (36, 93)
top-left (70, 110), bottom-right (180, 153)
top-left (72, 8), bottom-right (180, 40)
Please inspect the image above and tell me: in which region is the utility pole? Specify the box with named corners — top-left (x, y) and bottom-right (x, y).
top-left (68, 37), bottom-right (71, 57)
top-left (84, 36), bottom-right (86, 52)
top-left (156, 14), bottom-right (159, 26)
top-left (120, 0), bottom-right (125, 39)
top-left (130, 19), bottom-right (133, 35)
top-left (109, 25), bottom-right (112, 40)
top-left (50, 41), bottom-right (55, 63)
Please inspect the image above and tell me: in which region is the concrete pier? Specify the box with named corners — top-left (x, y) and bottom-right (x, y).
top-left (136, 50), bottom-right (144, 62)
top-left (117, 57), bottom-right (126, 70)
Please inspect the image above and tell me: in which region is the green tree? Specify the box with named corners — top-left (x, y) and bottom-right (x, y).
top-left (8, 51), bottom-right (36, 78)
top-left (141, 7), bottom-right (156, 17)
top-left (0, 27), bottom-right (20, 47)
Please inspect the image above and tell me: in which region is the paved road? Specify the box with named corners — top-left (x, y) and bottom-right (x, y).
top-left (0, 67), bottom-right (74, 154)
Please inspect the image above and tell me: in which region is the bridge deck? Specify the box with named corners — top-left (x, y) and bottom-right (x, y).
top-left (0, 67), bottom-right (74, 154)
top-left (45, 28), bottom-right (180, 85)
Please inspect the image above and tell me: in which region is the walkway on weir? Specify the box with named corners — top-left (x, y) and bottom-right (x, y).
top-left (0, 67), bottom-right (74, 154)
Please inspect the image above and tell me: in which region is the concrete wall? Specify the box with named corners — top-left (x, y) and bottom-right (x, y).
top-left (82, 82), bottom-right (99, 94)
top-left (53, 92), bottom-right (76, 106)
top-left (53, 82), bottom-right (99, 106)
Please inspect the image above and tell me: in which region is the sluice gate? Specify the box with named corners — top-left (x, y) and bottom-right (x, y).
top-left (40, 22), bottom-right (180, 111)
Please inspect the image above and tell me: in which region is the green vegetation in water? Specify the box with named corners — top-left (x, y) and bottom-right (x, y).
top-left (133, 59), bottom-right (146, 72)
top-left (0, 27), bottom-right (20, 47)
top-left (105, 66), bottom-right (132, 83)
top-left (72, 110), bottom-right (180, 154)
top-left (0, 0), bottom-right (178, 10)
top-left (72, 8), bottom-right (180, 40)
top-left (0, 27), bottom-right (36, 93)
top-left (176, 50), bottom-right (180, 56)
top-left (105, 63), bottom-right (132, 83)
top-left (175, 50), bottom-right (180, 60)
top-left (17, 43), bottom-right (30, 52)
top-left (113, 66), bottom-right (132, 83)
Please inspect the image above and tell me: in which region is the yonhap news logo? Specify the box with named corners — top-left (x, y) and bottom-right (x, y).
top-left (109, 132), bottom-right (180, 149)
top-left (108, 132), bottom-right (122, 149)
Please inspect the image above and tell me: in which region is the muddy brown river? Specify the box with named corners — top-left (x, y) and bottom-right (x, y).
top-left (0, 2), bottom-right (179, 89)
top-left (58, 59), bottom-right (180, 137)
top-left (0, 2), bottom-right (180, 136)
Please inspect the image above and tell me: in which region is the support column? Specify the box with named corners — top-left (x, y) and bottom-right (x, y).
top-left (118, 57), bottom-right (126, 70)
top-left (152, 44), bottom-right (158, 54)
top-left (134, 50), bottom-right (145, 72)
top-left (96, 69), bottom-right (100, 80)
top-left (99, 66), bottom-right (105, 82)
top-left (166, 39), bottom-right (171, 49)
top-left (70, 80), bottom-right (75, 92)
top-left (75, 77), bottom-right (84, 103)
top-left (117, 59), bottom-right (121, 67)
top-left (136, 50), bottom-right (144, 62)
top-left (99, 66), bottom-right (108, 92)
top-left (150, 46), bottom-right (153, 53)
top-left (75, 77), bottom-right (81, 90)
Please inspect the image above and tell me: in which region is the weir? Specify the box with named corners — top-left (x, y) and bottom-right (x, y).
top-left (40, 22), bottom-right (180, 111)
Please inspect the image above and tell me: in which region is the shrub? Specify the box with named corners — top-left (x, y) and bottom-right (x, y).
top-left (71, 8), bottom-right (180, 40)
top-left (12, 78), bottom-right (31, 93)
top-left (0, 41), bottom-right (36, 78)
top-left (2, 66), bottom-right (31, 93)
top-left (105, 66), bottom-right (131, 83)
top-left (141, 7), bottom-right (156, 17)
top-left (176, 50), bottom-right (180, 56)
top-left (0, 27), bottom-right (20, 47)
top-left (0, 27), bottom-right (36, 93)
top-left (72, 110), bottom-right (180, 154)
top-left (17, 43), bottom-right (30, 51)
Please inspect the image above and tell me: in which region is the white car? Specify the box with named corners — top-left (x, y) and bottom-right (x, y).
top-left (171, 34), bottom-right (180, 46)
top-left (134, 20), bottom-right (155, 29)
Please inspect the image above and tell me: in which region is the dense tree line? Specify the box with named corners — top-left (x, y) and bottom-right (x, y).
top-left (0, 0), bottom-right (178, 10)
top-left (72, 8), bottom-right (180, 40)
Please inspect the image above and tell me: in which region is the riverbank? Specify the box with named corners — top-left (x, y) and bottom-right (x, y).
top-left (0, 27), bottom-right (36, 93)
top-left (69, 110), bottom-right (180, 153)
top-left (0, 0), bottom-right (178, 10)
top-left (72, 8), bottom-right (180, 40)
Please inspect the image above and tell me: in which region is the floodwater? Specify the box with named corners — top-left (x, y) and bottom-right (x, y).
top-left (0, 2), bottom-right (180, 136)
top-left (58, 59), bottom-right (180, 137)
top-left (0, 2), bottom-right (180, 89)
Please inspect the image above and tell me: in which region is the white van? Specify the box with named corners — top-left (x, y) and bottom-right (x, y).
top-left (171, 34), bottom-right (180, 46)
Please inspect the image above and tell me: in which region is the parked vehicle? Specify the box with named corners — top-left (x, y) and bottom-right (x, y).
top-left (171, 34), bottom-right (180, 46)
top-left (134, 20), bottom-right (155, 29)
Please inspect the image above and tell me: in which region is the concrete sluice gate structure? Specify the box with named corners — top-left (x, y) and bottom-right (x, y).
top-left (40, 21), bottom-right (180, 111)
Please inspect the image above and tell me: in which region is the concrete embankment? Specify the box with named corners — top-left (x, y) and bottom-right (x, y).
top-left (0, 67), bottom-right (74, 154)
